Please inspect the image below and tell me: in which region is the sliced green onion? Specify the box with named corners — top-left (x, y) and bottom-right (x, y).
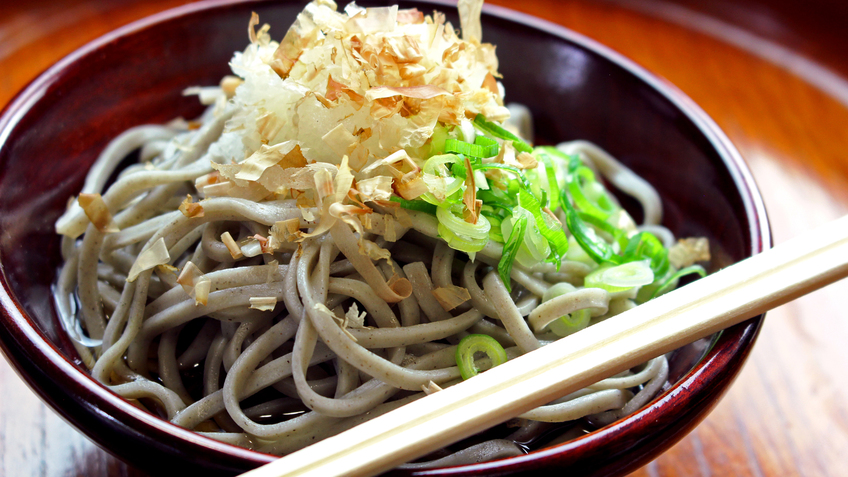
top-left (524, 164), bottom-right (544, 201)
top-left (498, 213), bottom-right (528, 292)
top-left (436, 205), bottom-right (490, 256)
top-left (455, 334), bottom-right (509, 380)
top-left (473, 114), bottom-right (533, 153)
top-left (421, 187), bottom-right (464, 207)
top-left (421, 154), bottom-right (463, 204)
top-left (547, 309), bottom-right (591, 337)
top-left (474, 135), bottom-right (499, 149)
top-left (488, 228), bottom-right (505, 243)
top-left (585, 260), bottom-right (653, 292)
top-left (584, 180), bottom-right (618, 212)
top-left (423, 153), bottom-right (461, 175)
top-left (578, 211), bottom-right (629, 250)
top-left (438, 224), bottom-right (488, 259)
top-left (623, 232), bottom-right (670, 277)
top-left (562, 194), bottom-right (617, 264)
top-left (650, 264), bottom-right (707, 299)
top-left (389, 196), bottom-right (437, 214)
top-left (539, 283), bottom-right (591, 337)
top-left (478, 190), bottom-right (514, 212)
top-left (521, 222), bottom-right (551, 266)
top-left (566, 153), bottom-right (583, 173)
top-left (502, 207), bottom-right (550, 268)
top-left (445, 138), bottom-right (498, 158)
top-left (606, 209), bottom-right (639, 239)
top-left (557, 152), bottom-right (619, 220)
top-left (568, 166), bottom-right (617, 220)
top-left (450, 161), bottom-right (466, 179)
top-left (436, 205), bottom-right (491, 240)
top-left (517, 189), bottom-right (568, 263)
top-left (534, 145), bottom-right (572, 162)
top-left (483, 212), bottom-right (505, 243)
top-left (476, 163), bottom-right (533, 191)
top-left (428, 125), bottom-right (452, 156)
top-left (523, 166), bottom-right (549, 210)
top-left (564, 235), bottom-right (596, 267)
top-left (449, 155), bottom-right (483, 179)
top-left (538, 152), bottom-right (561, 212)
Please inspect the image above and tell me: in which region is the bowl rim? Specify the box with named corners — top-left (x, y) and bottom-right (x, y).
top-left (0, 0), bottom-right (770, 474)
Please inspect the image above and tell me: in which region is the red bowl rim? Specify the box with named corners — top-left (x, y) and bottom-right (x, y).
top-left (0, 0), bottom-right (770, 474)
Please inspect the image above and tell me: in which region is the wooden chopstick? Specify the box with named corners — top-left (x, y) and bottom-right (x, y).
top-left (240, 214), bottom-right (848, 477)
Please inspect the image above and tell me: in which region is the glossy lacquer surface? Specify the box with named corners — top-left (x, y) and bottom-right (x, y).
top-left (2, 0), bottom-right (846, 476)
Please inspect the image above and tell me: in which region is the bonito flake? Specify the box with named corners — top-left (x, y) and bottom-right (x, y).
top-left (127, 238), bottom-right (170, 282)
top-left (249, 296), bottom-right (278, 311)
top-left (78, 193), bottom-right (119, 234)
top-left (211, 0), bottom-right (506, 181)
top-left (355, 175), bottom-right (393, 202)
top-left (176, 261), bottom-right (212, 306)
top-left (179, 195), bottom-right (205, 218)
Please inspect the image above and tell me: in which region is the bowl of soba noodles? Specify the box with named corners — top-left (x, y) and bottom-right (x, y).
top-left (0, 0), bottom-right (769, 475)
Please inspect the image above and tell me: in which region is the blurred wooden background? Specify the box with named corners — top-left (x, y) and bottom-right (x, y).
top-left (2, 0), bottom-right (847, 475)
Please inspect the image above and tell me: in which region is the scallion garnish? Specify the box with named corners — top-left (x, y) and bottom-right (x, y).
top-left (623, 232), bottom-right (670, 277)
top-left (567, 165), bottom-right (617, 220)
top-left (538, 152), bottom-right (561, 212)
top-left (474, 135), bottom-right (499, 149)
top-left (585, 260), bottom-right (654, 292)
top-left (498, 213), bottom-right (528, 292)
top-left (428, 125), bottom-right (452, 156)
top-left (483, 212), bottom-right (505, 242)
top-left (436, 205), bottom-right (490, 256)
top-left (455, 334), bottom-right (508, 380)
top-left (477, 191), bottom-right (513, 215)
top-left (534, 145), bottom-right (571, 161)
top-left (547, 309), bottom-right (591, 337)
top-left (539, 283), bottom-right (591, 337)
top-left (562, 194), bottom-right (617, 264)
top-left (444, 138), bottom-right (499, 158)
top-left (389, 196), bottom-right (437, 214)
top-left (449, 155), bottom-right (482, 179)
top-left (422, 130), bottom-right (684, 302)
top-left (475, 163), bottom-right (532, 190)
top-left (472, 114), bottom-right (533, 153)
top-left (577, 211), bottom-right (629, 250)
top-left (650, 264), bottom-right (707, 299)
top-left (518, 189), bottom-right (568, 264)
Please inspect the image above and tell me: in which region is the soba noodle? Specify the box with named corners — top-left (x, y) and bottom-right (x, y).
top-left (53, 0), bottom-right (709, 466)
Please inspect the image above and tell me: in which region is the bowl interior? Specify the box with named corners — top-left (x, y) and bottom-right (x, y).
top-left (0, 1), bottom-right (766, 475)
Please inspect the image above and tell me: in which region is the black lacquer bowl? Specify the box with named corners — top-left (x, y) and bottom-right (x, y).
top-left (0, 1), bottom-right (769, 475)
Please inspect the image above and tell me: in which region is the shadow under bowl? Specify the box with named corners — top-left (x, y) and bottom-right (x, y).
top-left (0, 0), bottom-right (769, 475)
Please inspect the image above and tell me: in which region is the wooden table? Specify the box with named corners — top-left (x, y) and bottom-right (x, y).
top-left (2, 0), bottom-right (847, 475)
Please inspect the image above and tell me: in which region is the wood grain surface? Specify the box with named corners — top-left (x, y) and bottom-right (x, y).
top-left (2, 0), bottom-right (847, 476)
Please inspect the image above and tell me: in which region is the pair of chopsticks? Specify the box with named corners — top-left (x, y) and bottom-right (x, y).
top-left (241, 214), bottom-right (848, 477)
